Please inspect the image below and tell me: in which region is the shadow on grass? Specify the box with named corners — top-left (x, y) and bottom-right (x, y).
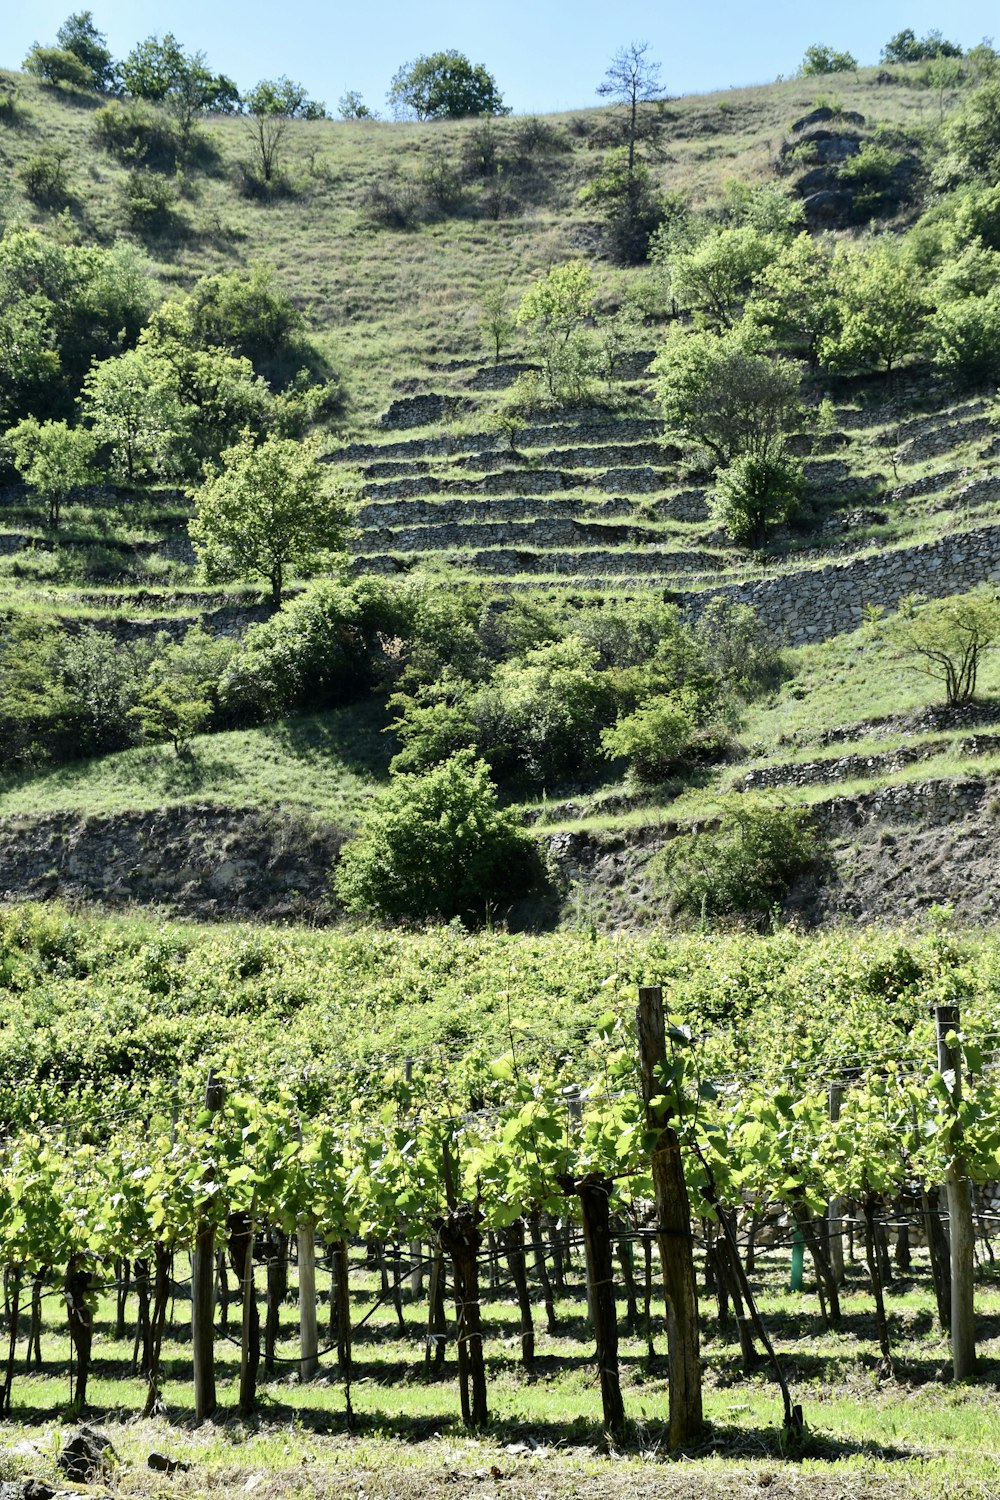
top-left (257, 701), bottom-right (395, 783)
top-left (5, 1376), bottom-right (918, 1467)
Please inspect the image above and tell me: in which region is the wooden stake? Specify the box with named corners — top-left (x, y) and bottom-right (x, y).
top-left (192, 1070), bottom-right (222, 1423)
top-left (298, 1222), bottom-right (318, 1383)
top-left (827, 1084), bottom-right (845, 1285)
top-left (936, 1004), bottom-right (976, 1379)
top-left (636, 985), bottom-right (703, 1448)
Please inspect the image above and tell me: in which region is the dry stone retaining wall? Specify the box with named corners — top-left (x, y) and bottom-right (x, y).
top-left (0, 805), bottom-right (341, 921)
top-left (686, 523), bottom-right (1000, 645)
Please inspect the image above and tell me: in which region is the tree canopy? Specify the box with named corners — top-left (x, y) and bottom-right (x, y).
top-left (387, 51), bottom-right (508, 120)
top-left (189, 433), bottom-right (354, 605)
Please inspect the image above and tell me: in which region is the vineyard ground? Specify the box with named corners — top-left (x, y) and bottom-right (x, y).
top-left (6, 1253), bottom-right (1000, 1500)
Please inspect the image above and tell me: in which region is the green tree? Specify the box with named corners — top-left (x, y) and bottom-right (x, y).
top-left (479, 285), bottom-right (517, 365)
top-left (334, 751), bottom-right (543, 923)
top-left (877, 590), bottom-right (1000, 706)
top-left (22, 45), bottom-right (92, 89)
top-left (579, 150), bottom-right (665, 264)
top-left (140, 335), bottom-right (272, 477)
top-left (129, 672), bottom-right (211, 756)
top-left (60, 628), bottom-right (153, 753)
top-left (711, 450), bottom-right (804, 547)
top-left (882, 28), bottom-right (962, 63)
top-left (930, 288), bottom-right (1000, 389)
top-left (150, 266), bottom-right (307, 382)
top-left (387, 52), bottom-right (508, 120)
top-left (55, 11), bottom-right (114, 90)
top-left (798, 43), bottom-right (858, 75)
top-left (596, 41), bottom-right (663, 175)
top-left (652, 325), bottom-right (802, 466)
top-left (942, 79), bottom-right (1000, 181)
top-left (746, 232), bottom-right (839, 365)
top-left (118, 33), bottom-right (188, 101)
top-left (118, 34), bottom-right (237, 139)
top-left (819, 242), bottom-right (928, 374)
top-left (659, 226), bottom-right (780, 328)
top-left (5, 417), bottom-right (94, 529)
top-left (79, 346), bottom-right (180, 481)
top-left (516, 260), bottom-right (597, 400)
top-left (189, 434), bottom-right (353, 606)
top-left (338, 90), bottom-right (377, 120)
top-left (244, 77), bottom-right (325, 118)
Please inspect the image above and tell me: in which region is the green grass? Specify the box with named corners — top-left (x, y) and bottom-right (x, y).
top-left (0, 703), bottom-right (390, 822)
top-left (8, 1246), bottom-right (1000, 1498)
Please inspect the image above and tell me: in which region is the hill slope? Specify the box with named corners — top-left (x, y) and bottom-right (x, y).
top-left (1, 59), bottom-right (1000, 929)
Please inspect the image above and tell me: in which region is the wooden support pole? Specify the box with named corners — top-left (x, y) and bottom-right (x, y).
top-left (936, 1004), bottom-right (976, 1379)
top-left (298, 1222), bottom-right (318, 1383)
top-left (827, 1084), bottom-right (845, 1286)
top-left (636, 985), bottom-right (703, 1449)
top-left (192, 1070), bottom-right (223, 1423)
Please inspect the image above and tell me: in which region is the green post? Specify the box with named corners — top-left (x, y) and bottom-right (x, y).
top-left (790, 1227), bottom-right (805, 1293)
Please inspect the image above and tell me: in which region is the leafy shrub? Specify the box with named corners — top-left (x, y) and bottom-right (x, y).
top-left (334, 751), bottom-right (544, 924)
top-left (600, 692), bottom-right (698, 783)
top-left (23, 45), bottom-right (92, 89)
top-left (19, 150), bottom-right (70, 206)
top-left (882, 28), bottom-right (962, 63)
top-left (362, 175), bottom-right (424, 229)
top-left (59, 629), bottom-right (154, 754)
top-left (0, 76), bottom-right (20, 125)
top-left (477, 635), bottom-right (618, 784)
top-left (513, 115), bottom-right (569, 160)
top-left (420, 152), bottom-right (464, 214)
top-left (931, 290), bottom-right (1000, 388)
top-left (655, 799), bottom-right (821, 922)
top-left (221, 578), bottom-right (404, 724)
top-left (798, 44), bottom-right (858, 76)
top-left (693, 598), bottom-right (783, 697)
top-left (579, 152), bottom-right (665, 264)
top-left (94, 101), bottom-right (180, 171)
top-left (462, 119), bottom-right (504, 177)
top-left (119, 170), bottom-right (178, 232)
top-left (837, 142), bottom-right (906, 217)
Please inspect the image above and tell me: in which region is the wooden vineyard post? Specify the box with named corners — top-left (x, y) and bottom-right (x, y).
top-left (192, 1070), bottom-right (224, 1423)
top-left (298, 1222), bottom-right (318, 1382)
top-left (636, 984), bottom-right (703, 1449)
top-left (827, 1084), bottom-right (845, 1285)
top-left (296, 1122), bottom-right (319, 1384)
top-left (404, 1061), bottom-right (424, 1299)
top-left (936, 1004), bottom-right (976, 1379)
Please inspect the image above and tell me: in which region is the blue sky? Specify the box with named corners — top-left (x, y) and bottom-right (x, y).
top-left (6, 1), bottom-right (999, 114)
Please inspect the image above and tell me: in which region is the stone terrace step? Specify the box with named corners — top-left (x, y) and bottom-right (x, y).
top-left (357, 545), bottom-right (727, 579)
top-left (356, 490), bottom-right (711, 530)
top-left (336, 418), bottom-right (665, 465)
top-left (355, 516), bottom-right (691, 554)
top-left (362, 466), bottom-right (680, 502)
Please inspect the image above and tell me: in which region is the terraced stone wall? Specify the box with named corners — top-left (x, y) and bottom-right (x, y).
top-left (688, 523), bottom-right (1000, 645)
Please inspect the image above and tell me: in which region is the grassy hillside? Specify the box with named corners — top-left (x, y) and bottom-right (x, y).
top-left (1, 56), bottom-right (999, 929)
top-left (0, 64), bottom-right (950, 421)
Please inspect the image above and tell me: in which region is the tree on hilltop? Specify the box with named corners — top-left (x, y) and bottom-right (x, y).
top-left (387, 52), bottom-right (508, 120)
